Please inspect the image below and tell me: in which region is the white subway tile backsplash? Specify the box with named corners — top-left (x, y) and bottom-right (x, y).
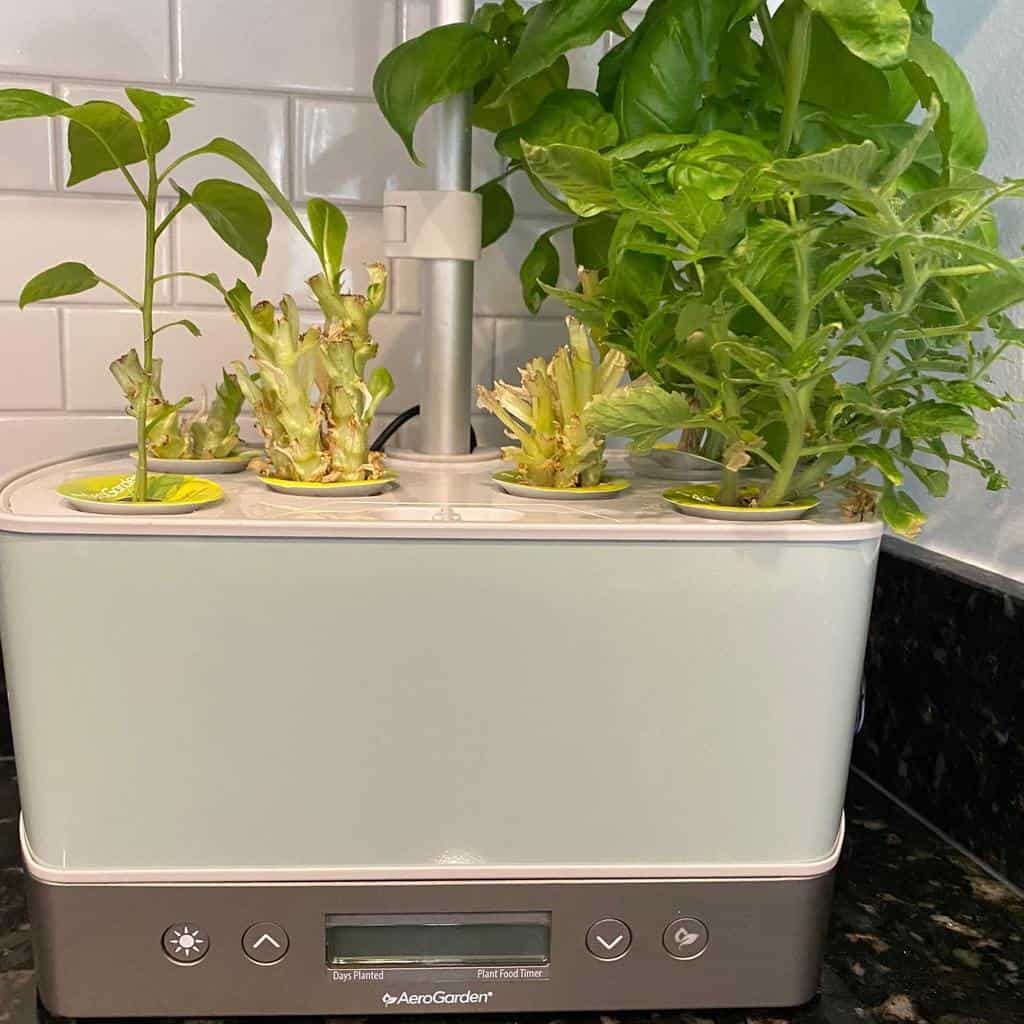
top-left (494, 317), bottom-right (573, 384)
top-left (0, 414), bottom-right (136, 476)
top-left (0, 1), bottom-right (170, 82)
top-left (176, 0), bottom-right (396, 94)
top-left (0, 79), bottom-right (56, 191)
top-left (0, 308), bottom-right (62, 410)
top-left (57, 85), bottom-right (287, 197)
top-left (296, 98), bottom-right (432, 204)
top-left (63, 307), bottom-right (252, 412)
top-left (0, 196), bottom-right (171, 305)
top-left (174, 207), bottom-right (390, 311)
top-left (475, 218), bottom-right (576, 319)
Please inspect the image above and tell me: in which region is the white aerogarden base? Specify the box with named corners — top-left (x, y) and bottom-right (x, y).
top-left (0, 450), bottom-right (882, 1016)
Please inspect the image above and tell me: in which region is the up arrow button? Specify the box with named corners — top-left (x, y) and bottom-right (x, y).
top-left (586, 919), bottom-right (632, 960)
top-left (242, 922), bottom-right (290, 964)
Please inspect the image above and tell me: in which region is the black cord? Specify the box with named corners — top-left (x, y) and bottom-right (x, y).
top-left (372, 405), bottom-right (478, 454)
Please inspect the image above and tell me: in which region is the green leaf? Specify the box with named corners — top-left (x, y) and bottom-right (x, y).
top-left (520, 230), bottom-right (561, 314)
top-left (0, 88), bottom-right (70, 120)
top-left (125, 88), bottom-right (193, 127)
top-left (374, 24), bottom-right (504, 165)
top-left (904, 34), bottom-right (987, 173)
top-left (498, 0), bottom-right (634, 101)
top-left (307, 198), bottom-right (348, 289)
top-left (521, 143), bottom-right (615, 217)
top-left (19, 261), bottom-right (99, 307)
top-left (850, 443), bottom-right (903, 484)
top-left (155, 318), bottom-right (202, 338)
top-left (573, 216), bottom-right (615, 270)
top-left (730, 0), bottom-right (764, 29)
top-left (613, 0), bottom-right (736, 140)
top-left (771, 141), bottom-right (884, 196)
top-left (902, 401), bottom-right (979, 439)
top-left (907, 463), bottom-right (950, 498)
top-left (495, 90), bottom-right (619, 160)
top-left (804, 0), bottom-right (911, 68)
top-left (878, 96), bottom-right (940, 186)
top-left (584, 383), bottom-right (697, 451)
top-left (184, 138), bottom-right (311, 246)
top-left (775, 2), bottom-right (916, 121)
top-left (668, 130), bottom-right (774, 200)
top-left (878, 485), bottom-right (927, 537)
top-left (931, 381), bottom-right (1005, 412)
top-left (190, 179), bottom-right (272, 274)
top-left (961, 268), bottom-right (1024, 322)
top-left (475, 59), bottom-right (569, 132)
top-left (63, 101), bottom-right (164, 186)
top-left (607, 215), bottom-right (667, 314)
top-left (477, 179), bottom-right (515, 248)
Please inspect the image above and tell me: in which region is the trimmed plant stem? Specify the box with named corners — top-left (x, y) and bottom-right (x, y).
top-left (133, 151), bottom-right (159, 503)
top-left (762, 390), bottom-right (809, 507)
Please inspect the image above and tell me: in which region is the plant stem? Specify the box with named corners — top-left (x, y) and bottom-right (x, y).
top-left (719, 468), bottom-right (740, 505)
top-left (778, 3), bottom-right (812, 155)
top-left (761, 387), bottom-right (809, 506)
top-left (134, 151), bottom-right (159, 503)
top-left (756, 4), bottom-right (786, 83)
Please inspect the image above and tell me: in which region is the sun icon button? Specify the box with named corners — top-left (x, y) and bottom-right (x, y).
top-left (162, 923), bottom-right (210, 964)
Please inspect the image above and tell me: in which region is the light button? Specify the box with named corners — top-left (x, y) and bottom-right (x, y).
top-left (586, 918), bottom-right (631, 960)
top-left (162, 923), bottom-right (209, 964)
top-left (663, 917), bottom-right (710, 960)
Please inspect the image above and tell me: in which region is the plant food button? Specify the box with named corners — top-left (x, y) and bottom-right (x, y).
top-left (663, 918), bottom-right (710, 960)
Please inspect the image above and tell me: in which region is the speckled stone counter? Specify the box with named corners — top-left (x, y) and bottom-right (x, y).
top-left (0, 759), bottom-right (1018, 1024)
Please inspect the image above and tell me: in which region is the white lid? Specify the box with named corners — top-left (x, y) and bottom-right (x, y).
top-left (0, 448), bottom-right (884, 542)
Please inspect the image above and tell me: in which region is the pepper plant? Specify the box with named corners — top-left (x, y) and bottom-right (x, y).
top-left (376, 0), bottom-right (1024, 534)
top-left (0, 87), bottom-right (297, 501)
top-left (478, 317), bottom-right (627, 487)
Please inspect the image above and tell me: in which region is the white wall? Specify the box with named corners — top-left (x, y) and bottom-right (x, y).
top-left (905, 2), bottom-right (1024, 580)
top-left (0, 0), bottom-right (608, 471)
top-left (0, 1), bottom-right (1021, 578)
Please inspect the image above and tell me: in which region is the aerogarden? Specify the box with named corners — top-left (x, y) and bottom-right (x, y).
top-left (0, 0), bottom-right (1020, 1018)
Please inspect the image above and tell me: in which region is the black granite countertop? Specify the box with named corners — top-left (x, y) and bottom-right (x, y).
top-left (0, 759), bottom-right (1018, 1024)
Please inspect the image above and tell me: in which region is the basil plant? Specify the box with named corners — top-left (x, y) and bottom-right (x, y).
top-left (376, 0), bottom-right (1024, 535)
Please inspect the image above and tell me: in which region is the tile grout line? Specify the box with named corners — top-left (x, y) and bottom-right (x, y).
top-left (56, 308), bottom-right (69, 411)
top-left (851, 767), bottom-right (1024, 900)
top-left (167, 0), bottom-right (179, 85)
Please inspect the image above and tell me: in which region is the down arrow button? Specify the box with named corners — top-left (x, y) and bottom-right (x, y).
top-left (586, 918), bottom-right (632, 960)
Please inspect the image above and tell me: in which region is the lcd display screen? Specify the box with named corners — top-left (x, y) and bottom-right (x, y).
top-left (325, 912), bottom-right (551, 967)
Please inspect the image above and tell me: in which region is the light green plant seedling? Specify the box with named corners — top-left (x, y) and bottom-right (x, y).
top-left (0, 86), bottom-right (291, 501)
top-left (478, 317), bottom-right (627, 488)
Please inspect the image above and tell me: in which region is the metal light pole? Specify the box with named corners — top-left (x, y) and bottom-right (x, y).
top-left (419, 0), bottom-right (476, 456)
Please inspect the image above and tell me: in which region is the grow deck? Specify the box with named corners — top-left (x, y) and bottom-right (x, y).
top-left (0, 449), bottom-right (883, 542)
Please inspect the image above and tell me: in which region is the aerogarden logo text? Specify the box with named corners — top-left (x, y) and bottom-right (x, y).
top-left (382, 990), bottom-right (495, 1007)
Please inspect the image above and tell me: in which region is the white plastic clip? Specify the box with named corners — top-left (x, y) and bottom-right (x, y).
top-left (382, 189), bottom-right (482, 262)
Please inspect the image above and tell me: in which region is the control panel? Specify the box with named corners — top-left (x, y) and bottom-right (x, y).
top-left (28, 873), bottom-right (833, 1017)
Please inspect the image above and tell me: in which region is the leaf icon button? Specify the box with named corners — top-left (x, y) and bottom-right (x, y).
top-left (663, 918), bottom-right (710, 960)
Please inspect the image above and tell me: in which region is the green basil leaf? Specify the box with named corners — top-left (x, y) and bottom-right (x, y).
top-left (307, 198), bottom-right (348, 289)
top-left (520, 230), bottom-right (562, 314)
top-left (904, 34), bottom-right (987, 174)
top-left (191, 179), bottom-right (272, 274)
top-left (63, 101), bottom-right (164, 186)
top-left (476, 58), bottom-right (569, 132)
top-left (902, 401), bottom-right (979, 439)
top-left (596, 32), bottom-right (637, 110)
top-left (374, 24), bottom-right (504, 165)
top-left (730, 0), bottom-right (764, 29)
top-left (614, 0), bottom-right (736, 140)
top-left (495, 90), bottom-right (619, 160)
top-left (477, 179), bottom-right (515, 248)
top-left (850, 443), bottom-right (903, 484)
top-left (0, 87), bottom-right (70, 120)
top-left (497, 0), bottom-right (634, 102)
top-left (878, 485), bottom-right (927, 537)
top-left (573, 216), bottom-right (615, 270)
top-left (19, 261), bottom-right (100, 308)
top-left (804, 0), bottom-right (911, 68)
top-left (607, 214), bottom-right (667, 314)
top-left (775, 1), bottom-right (917, 121)
top-left (521, 143), bottom-right (616, 217)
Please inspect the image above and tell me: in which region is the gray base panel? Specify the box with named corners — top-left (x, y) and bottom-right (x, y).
top-left (28, 872), bottom-right (834, 1017)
